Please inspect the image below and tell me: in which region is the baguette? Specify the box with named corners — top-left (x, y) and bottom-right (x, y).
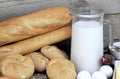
top-left (0, 6), bottom-right (72, 46)
top-left (0, 26), bottom-right (71, 61)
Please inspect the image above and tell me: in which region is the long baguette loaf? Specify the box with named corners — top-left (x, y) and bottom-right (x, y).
top-left (0, 26), bottom-right (71, 61)
top-left (0, 6), bottom-right (72, 46)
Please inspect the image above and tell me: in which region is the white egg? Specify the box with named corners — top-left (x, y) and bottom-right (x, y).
top-left (77, 71), bottom-right (91, 79)
top-left (92, 71), bottom-right (107, 79)
top-left (99, 65), bottom-right (113, 78)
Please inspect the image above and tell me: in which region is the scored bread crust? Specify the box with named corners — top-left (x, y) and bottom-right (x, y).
top-left (46, 58), bottom-right (77, 79)
top-left (0, 6), bottom-right (72, 46)
top-left (0, 54), bottom-right (35, 79)
top-left (0, 26), bottom-right (71, 61)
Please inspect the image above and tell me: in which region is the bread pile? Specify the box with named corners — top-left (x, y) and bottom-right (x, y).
top-left (0, 6), bottom-right (77, 79)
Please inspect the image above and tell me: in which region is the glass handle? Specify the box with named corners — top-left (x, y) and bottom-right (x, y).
top-left (104, 19), bottom-right (113, 47)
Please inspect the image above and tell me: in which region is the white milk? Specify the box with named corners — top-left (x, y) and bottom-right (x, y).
top-left (71, 21), bottom-right (103, 73)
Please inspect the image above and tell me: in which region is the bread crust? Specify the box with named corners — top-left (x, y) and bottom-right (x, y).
top-left (46, 58), bottom-right (77, 79)
top-left (0, 77), bottom-right (13, 79)
top-left (0, 54), bottom-right (34, 79)
top-left (28, 52), bottom-right (49, 72)
top-left (41, 45), bottom-right (69, 59)
top-left (0, 6), bottom-right (72, 46)
top-left (0, 26), bottom-right (71, 61)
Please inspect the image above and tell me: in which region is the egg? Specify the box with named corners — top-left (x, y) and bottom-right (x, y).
top-left (92, 71), bottom-right (107, 79)
top-left (99, 65), bottom-right (113, 78)
top-left (77, 71), bottom-right (91, 79)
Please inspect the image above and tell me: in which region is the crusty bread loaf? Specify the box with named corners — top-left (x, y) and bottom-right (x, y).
top-left (0, 26), bottom-right (71, 61)
top-left (28, 52), bottom-right (49, 72)
top-left (41, 45), bottom-right (69, 59)
top-left (46, 58), bottom-right (77, 79)
top-left (0, 54), bottom-right (34, 79)
top-left (0, 6), bottom-right (72, 46)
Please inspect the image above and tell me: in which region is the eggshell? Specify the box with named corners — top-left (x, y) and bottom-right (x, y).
top-left (99, 65), bottom-right (113, 78)
top-left (77, 71), bottom-right (91, 79)
top-left (92, 71), bottom-right (107, 79)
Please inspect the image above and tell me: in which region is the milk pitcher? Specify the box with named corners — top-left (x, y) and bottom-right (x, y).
top-left (70, 7), bottom-right (111, 73)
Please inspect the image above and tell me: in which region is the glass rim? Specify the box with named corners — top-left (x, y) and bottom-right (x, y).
top-left (71, 7), bottom-right (104, 18)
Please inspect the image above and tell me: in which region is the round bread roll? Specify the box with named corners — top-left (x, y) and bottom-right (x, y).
top-left (41, 45), bottom-right (68, 59)
top-left (0, 77), bottom-right (13, 79)
top-left (28, 52), bottom-right (49, 72)
top-left (46, 58), bottom-right (77, 79)
top-left (0, 54), bottom-right (34, 79)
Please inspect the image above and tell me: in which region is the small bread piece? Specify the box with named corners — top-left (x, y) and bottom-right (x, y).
top-left (28, 52), bottom-right (49, 72)
top-left (0, 77), bottom-right (13, 79)
top-left (46, 58), bottom-right (77, 79)
top-left (41, 45), bottom-right (68, 59)
top-left (0, 6), bottom-right (72, 46)
top-left (0, 54), bottom-right (34, 79)
top-left (0, 26), bottom-right (71, 61)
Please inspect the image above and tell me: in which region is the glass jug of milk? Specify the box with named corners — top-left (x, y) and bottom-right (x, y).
top-left (71, 7), bottom-right (111, 73)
